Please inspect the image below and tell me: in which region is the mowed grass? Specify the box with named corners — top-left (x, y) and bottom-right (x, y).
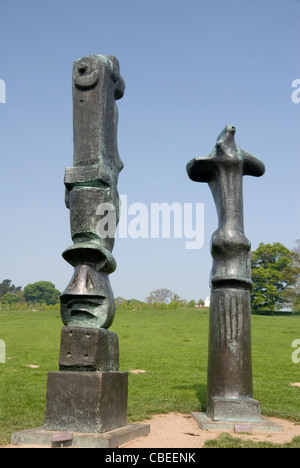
top-left (0, 308), bottom-right (299, 445)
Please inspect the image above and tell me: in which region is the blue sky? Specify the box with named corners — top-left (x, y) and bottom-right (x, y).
top-left (0, 0), bottom-right (299, 302)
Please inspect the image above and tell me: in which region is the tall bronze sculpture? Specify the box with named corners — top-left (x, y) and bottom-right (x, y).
top-left (42, 55), bottom-right (128, 434)
top-left (187, 125), bottom-right (264, 423)
top-left (11, 55), bottom-right (150, 447)
top-left (61, 54), bottom-right (124, 329)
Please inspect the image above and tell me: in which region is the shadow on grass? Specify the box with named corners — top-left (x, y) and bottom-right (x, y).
top-left (172, 383), bottom-right (207, 412)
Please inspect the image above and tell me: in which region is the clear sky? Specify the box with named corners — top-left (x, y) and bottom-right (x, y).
top-left (0, 0), bottom-right (299, 302)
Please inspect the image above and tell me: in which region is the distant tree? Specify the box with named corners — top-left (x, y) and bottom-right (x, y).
top-left (171, 293), bottom-right (180, 302)
top-left (0, 279), bottom-right (12, 297)
top-left (0, 279), bottom-right (21, 298)
top-left (170, 292), bottom-right (188, 307)
top-left (1, 292), bottom-right (18, 306)
top-left (24, 281), bottom-right (61, 305)
top-left (251, 242), bottom-right (300, 313)
top-left (115, 296), bottom-right (126, 307)
top-left (146, 288), bottom-right (173, 304)
top-left (188, 300), bottom-right (196, 307)
top-left (179, 298), bottom-right (188, 307)
top-left (282, 240), bottom-right (300, 310)
top-left (127, 299), bottom-right (145, 310)
top-left (16, 290), bottom-right (26, 306)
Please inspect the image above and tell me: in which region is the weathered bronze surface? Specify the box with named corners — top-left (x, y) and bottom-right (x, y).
top-left (61, 54), bottom-right (124, 329)
top-left (12, 56), bottom-right (150, 444)
top-left (187, 125), bottom-right (265, 422)
top-left (59, 326), bottom-right (119, 372)
top-left (43, 55), bottom-right (129, 435)
top-left (44, 371), bottom-right (128, 433)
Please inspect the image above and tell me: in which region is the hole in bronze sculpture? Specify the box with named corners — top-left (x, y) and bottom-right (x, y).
top-left (78, 65), bottom-right (87, 74)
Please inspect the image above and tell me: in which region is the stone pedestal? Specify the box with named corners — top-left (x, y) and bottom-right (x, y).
top-left (11, 325), bottom-right (150, 447)
top-left (207, 397), bottom-right (261, 423)
top-left (44, 326), bottom-right (128, 433)
top-left (11, 424), bottom-right (150, 448)
top-left (191, 412), bottom-right (283, 433)
top-left (44, 371), bottom-right (128, 433)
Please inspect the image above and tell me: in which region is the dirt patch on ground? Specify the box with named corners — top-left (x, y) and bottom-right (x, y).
top-left (120, 413), bottom-right (300, 448)
top-left (3, 413), bottom-right (300, 448)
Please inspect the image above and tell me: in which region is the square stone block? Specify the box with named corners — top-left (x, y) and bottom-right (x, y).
top-left (11, 423), bottom-right (151, 448)
top-left (59, 326), bottom-right (119, 371)
top-left (191, 412), bottom-right (283, 433)
top-left (207, 397), bottom-right (261, 423)
top-left (44, 371), bottom-right (128, 433)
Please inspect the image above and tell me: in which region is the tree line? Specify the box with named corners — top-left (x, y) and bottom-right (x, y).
top-left (0, 241), bottom-right (299, 313)
top-left (0, 280), bottom-right (60, 309)
top-left (115, 290), bottom-right (206, 310)
top-left (116, 241), bottom-right (300, 313)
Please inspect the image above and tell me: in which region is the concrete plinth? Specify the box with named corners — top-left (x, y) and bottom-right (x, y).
top-left (191, 412), bottom-right (283, 433)
top-left (207, 396), bottom-right (261, 423)
top-left (11, 423), bottom-right (150, 448)
top-left (44, 371), bottom-right (128, 433)
top-left (11, 331), bottom-right (151, 448)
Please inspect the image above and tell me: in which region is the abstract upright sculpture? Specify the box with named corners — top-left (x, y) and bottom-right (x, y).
top-left (44, 55), bottom-right (148, 443)
top-left (42, 55), bottom-right (128, 435)
top-left (11, 55), bottom-right (150, 447)
top-left (61, 54), bottom-right (124, 329)
top-left (187, 125), bottom-right (265, 423)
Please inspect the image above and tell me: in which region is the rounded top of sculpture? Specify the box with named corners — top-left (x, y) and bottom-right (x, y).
top-left (73, 55), bottom-right (101, 89)
top-left (73, 54), bottom-right (125, 99)
top-left (187, 124), bottom-right (265, 182)
top-left (217, 124), bottom-right (236, 142)
top-left (215, 124), bottom-right (237, 156)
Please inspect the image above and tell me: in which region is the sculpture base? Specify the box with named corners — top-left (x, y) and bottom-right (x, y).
top-left (191, 412), bottom-right (283, 433)
top-left (207, 397), bottom-right (261, 423)
top-left (44, 371), bottom-right (128, 433)
top-left (11, 424), bottom-right (150, 448)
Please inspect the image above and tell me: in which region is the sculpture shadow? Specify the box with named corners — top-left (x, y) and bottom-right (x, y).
top-left (172, 383), bottom-right (207, 412)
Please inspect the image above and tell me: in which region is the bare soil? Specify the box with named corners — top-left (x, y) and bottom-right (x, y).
top-left (3, 413), bottom-right (300, 448)
top-left (120, 413), bottom-right (300, 448)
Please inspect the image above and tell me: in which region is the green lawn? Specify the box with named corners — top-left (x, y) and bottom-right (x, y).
top-left (0, 308), bottom-right (299, 446)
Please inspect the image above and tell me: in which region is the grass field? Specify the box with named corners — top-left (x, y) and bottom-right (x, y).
top-left (0, 307), bottom-right (299, 447)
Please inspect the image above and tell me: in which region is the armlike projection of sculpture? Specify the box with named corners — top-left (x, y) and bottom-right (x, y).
top-left (60, 54), bottom-right (125, 329)
top-left (187, 125), bottom-right (265, 423)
